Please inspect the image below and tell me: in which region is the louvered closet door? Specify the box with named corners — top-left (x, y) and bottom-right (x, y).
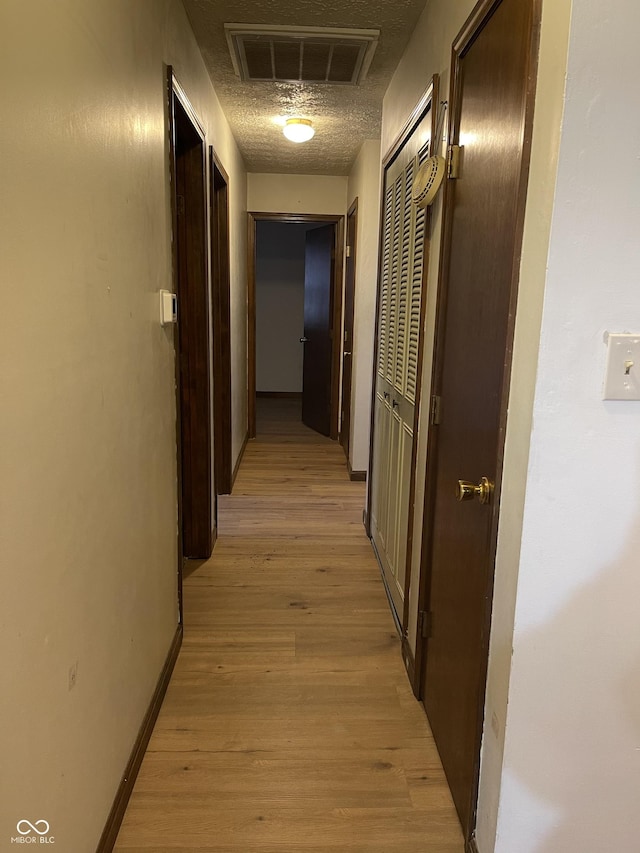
top-left (370, 114), bottom-right (431, 621)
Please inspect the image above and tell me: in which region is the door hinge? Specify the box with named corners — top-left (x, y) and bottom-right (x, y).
top-left (419, 610), bottom-right (433, 639)
top-left (447, 144), bottom-right (462, 179)
top-left (177, 194), bottom-right (185, 216)
top-left (346, 244), bottom-right (351, 258)
top-left (430, 394), bottom-right (442, 425)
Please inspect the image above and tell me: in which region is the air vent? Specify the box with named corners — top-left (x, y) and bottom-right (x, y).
top-left (224, 24), bottom-right (379, 85)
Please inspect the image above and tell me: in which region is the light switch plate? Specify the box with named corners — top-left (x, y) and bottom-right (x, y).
top-left (603, 333), bottom-right (640, 400)
top-left (160, 290), bottom-right (178, 325)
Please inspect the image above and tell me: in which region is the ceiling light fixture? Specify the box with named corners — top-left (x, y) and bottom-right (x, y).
top-left (283, 118), bottom-right (315, 143)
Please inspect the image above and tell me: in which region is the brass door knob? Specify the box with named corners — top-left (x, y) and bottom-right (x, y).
top-left (456, 476), bottom-right (494, 505)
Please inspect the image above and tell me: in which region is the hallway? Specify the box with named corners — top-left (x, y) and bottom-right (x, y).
top-left (114, 400), bottom-right (463, 851)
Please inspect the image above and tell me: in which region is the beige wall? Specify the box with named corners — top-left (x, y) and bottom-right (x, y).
top-left (0, 1), bottom-right (245, 850)
top-left (346, 140), bottom-right (382, 473)
top-left (247, 173), bottom-right (348, 215)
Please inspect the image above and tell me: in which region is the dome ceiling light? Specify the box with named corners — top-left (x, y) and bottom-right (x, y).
top-left (283, 118), bottom-right (315, 143)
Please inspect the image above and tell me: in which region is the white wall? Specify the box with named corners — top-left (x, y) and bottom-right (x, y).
top-left (346, 140), bottom-right (382, 473)
top-left (248, 173), bottom-right (348, 215)
top-left (490, 2), bottom-right (640, 850)
top-left (256, 222), bottom-right (309, 392)
top-left (0, 2), bottom-right (245, 850)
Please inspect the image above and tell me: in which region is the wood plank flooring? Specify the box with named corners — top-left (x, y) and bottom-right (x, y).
top-left (114, 399), bottom-right (464, 852)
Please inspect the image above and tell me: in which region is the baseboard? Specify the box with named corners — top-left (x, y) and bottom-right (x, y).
top-left (401, 635), bottom-right (419, 698)
top-left (96, 624), bottom-right (183, 852)
top-left (256, 391), bottom-right (302, 398)
top-left (345, 454), bottom-right (367, 482)
top-left (231, 430), bottom-right (249, 489)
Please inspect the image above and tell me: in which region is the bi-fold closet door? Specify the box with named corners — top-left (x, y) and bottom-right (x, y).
top-left (370, 109), bottom-right (431, 621)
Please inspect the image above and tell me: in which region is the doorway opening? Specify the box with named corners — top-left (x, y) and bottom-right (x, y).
top-left (168, 72), bottom-right (215, 567)
top-left (247, 213), bottom-right (344, 440)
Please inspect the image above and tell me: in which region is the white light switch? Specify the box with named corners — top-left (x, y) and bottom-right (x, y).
top-left (603, 333), bottom-right (640, 400)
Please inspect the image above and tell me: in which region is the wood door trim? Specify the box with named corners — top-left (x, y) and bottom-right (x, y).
top-left (209, 147), bottom-right (232, 495)
top-left (400, 74), bottom-right (440, 653)
top-left (247, 212), bottom-right (345, 440)
top-left (212, 149), bottom-right (229, 185)
top-left (382, 80), bottom-right (440, 168)
top-left (340, 197), bottom-right (358, 456)
top-left (232, 429), bottom-right (249, 488)
top-left (166, 65), bottom-right (184, 623)
top-left (414, 0), bottom-right (542, 839)
top-left (170, 71), bottom-right (214, 559)
top-left (250, 212), bottom-right (343, 224)
top-left (171, 75), bottom-right (206, 140)
top-left (96, 624), bottom-right (182, 852)
top-left (467, 836), bottom-right (481, 853)
top-left (330, 217), bottom-right (345, 441)
top-left (247, 214), bottom-right (257, 439)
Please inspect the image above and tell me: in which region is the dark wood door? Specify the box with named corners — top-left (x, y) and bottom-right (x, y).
top-left (340, 203), bottom-right (357, 457)
top-left (302, 224), bottom-right (335, 436)
top-left (210, 151), bottom-right (232, 495)
top-left (173, 97), bottom-right (213, 560)
top-left (421, 0), bottom-right (537, 835)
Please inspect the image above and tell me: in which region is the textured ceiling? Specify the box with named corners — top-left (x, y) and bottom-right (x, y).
top-left (182, 0), bottom-right (428, 175)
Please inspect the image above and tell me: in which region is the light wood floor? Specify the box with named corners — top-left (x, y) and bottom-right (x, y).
top-left (114, 399), bottom-right (464, 852)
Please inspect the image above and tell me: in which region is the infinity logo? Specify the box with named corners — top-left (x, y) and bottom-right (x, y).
top-left (17, 820), bottom-right (50, 836)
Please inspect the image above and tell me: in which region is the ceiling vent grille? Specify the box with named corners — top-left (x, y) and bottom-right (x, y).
top-left (224, 24), bottom-right (379, 85)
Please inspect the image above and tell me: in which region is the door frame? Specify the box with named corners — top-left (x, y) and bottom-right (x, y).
top-left (209, 149), bottom-right (233, 495)
top-left (415, 0), bottom-right (541, 844)
top-left (364, 77), bottom-right (439, 637)
top-left (247, 212), bottom-right (345, 439)
top-left (167, 68), bottom-right (215, 571)
top-left (339, 199), bottom-right (358, 467)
